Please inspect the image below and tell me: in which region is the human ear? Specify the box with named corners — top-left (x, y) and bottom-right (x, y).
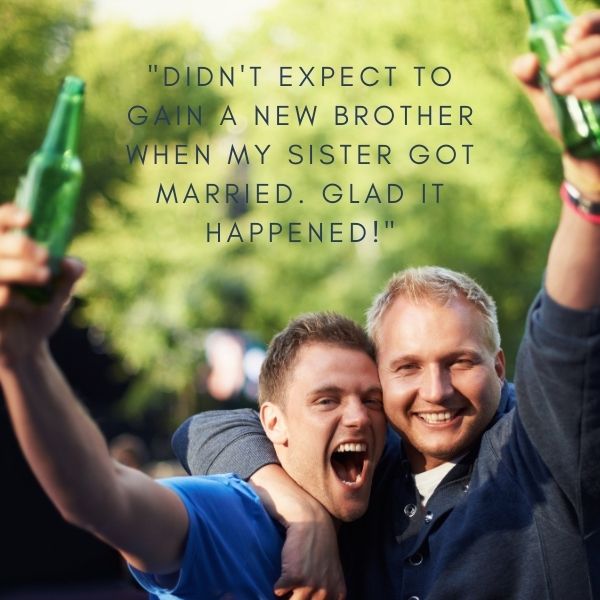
top-left (259, 402), bottom-right (289, 446)
top-left (494, 349), bottom-right (506, 382)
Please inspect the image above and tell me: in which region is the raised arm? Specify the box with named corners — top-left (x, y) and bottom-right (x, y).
top-left (514, 13), bottom-right (600, 307)
top-left (0, 204), bottom-right (187, 574)
top-left (512, 14), bottom-right (600, 592)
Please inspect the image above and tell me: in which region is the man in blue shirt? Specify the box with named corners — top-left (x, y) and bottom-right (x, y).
top-left (0, 234), bottom-right (386, 600)
top-left (174, 12), bottom-right (600, 599)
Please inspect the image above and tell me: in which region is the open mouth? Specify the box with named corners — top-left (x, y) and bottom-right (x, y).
top-left (330, 442), bottom-right (367, 486)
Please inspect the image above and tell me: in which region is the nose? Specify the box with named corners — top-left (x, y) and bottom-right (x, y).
top-left (420, 365), bottom-right (453, 404)
top-left (342, 397), bottom-right (370, 428)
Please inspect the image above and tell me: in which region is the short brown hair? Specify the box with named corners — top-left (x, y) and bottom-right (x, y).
top-left (367, 266), bottom-right (500, 352)
top-left (259, 312), bottom-right (375, 406)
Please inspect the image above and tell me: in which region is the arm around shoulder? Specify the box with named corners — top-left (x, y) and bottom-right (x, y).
top-left (173, 408), bottom-right (279, 478)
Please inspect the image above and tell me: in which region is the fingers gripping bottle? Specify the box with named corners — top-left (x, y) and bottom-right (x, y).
top-left (15, 76), bottom-right (84, 302)
top-left (526, 0), bottom-right (600, 157)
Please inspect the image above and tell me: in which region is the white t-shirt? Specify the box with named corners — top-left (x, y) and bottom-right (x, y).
top-left (413, 458), bottom-right (464, 506)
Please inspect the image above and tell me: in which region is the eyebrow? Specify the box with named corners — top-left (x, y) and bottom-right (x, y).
top-left (307, 384), bottom-right (383, 397)
top-left (385, 354), bottom-right (419, 369)
top-left (387, 349), bottom-right (484, 367)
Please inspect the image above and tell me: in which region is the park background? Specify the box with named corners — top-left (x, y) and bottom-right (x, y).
top-left (0, 0), bottom-right (597, 593)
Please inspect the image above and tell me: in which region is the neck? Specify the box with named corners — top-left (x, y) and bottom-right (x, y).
top-left (525, 0), bottom-right (570, 21)
top-left (42, 92), bottom-right (83, 155)
top-left (407, 450), bottom-right (447, 474)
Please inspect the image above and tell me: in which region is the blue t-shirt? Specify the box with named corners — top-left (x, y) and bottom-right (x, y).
top-left (129, 474), bottom-right (284, 599)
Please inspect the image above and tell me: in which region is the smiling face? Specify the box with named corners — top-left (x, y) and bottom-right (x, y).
top-left (261, 342), bottom-right (386, 522)
top-left (377, 296), bottom-right (505, 473)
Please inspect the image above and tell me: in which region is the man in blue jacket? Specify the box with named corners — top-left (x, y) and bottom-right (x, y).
top-left (174, 12), bottom-right (600, 599)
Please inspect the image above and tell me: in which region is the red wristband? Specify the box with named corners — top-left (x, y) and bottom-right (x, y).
top-left (560, 181), bottom-right (600, 225)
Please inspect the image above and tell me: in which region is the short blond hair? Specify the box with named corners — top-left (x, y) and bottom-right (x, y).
top-left (367, 266), bottom-right (500, 352)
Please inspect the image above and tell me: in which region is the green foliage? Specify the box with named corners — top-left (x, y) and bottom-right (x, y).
top-left (0, 0), bottom-right (89, 198)
top-left (1, 2), bottom-right (223, 228)
top-left (71, 23), bottom-right (223, 215)
top-left (8, 0), bottom-right (599, 417)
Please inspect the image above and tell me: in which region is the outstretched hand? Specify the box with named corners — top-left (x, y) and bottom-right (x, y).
top-left (0, 203), bottom-right (84, 365)
top-left (512, 11), bottom-right (600, 197)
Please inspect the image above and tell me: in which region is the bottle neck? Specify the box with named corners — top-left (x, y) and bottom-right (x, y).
top-left (525, 0), bottom-right (570, 21)
top-left (41, 90), bottom-right (84, 155)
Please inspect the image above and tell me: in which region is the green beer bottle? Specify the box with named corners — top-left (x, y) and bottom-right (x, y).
top-left (526, 0), bottom-right (600, 157)
top-left (15, 76), bottom-right (85, 302)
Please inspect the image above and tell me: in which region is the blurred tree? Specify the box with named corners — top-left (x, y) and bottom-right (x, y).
top-left (2, 0), bottom-right (223, 420)
top-left (0, 0), bottom-right (89, 198)
top-left (7, 0), bottom-right (599, 419)
top-left (1, 1), bottom-right (223, 225)
top-left (71, 23), bottom-right (223, 216)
